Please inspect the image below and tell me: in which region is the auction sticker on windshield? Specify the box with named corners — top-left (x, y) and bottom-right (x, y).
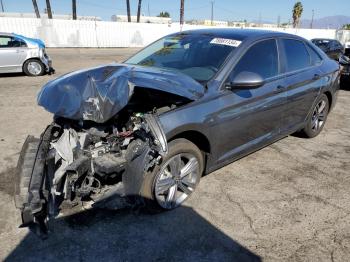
top-left (210, 38), bottom-right (242, 47)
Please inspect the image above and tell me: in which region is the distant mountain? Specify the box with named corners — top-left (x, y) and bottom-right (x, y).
top-left (300, 15), bottom-right (350, 29)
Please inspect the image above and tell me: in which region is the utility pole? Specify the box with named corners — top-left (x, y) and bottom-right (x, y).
top-left (45, 0), bottom-right (53, 19)
top-left (180, 0), bottom-right (185, 27)
top-left (277, 15), bottom-right (280, 28)
top-left (72, 0), bottom-right (77, 20)
top-left (32, 0), bottom-right (40, 18)
top-left (147, 2), bottom-right (150, 16)
top-left (1, 0), bottom-right (4, 12)
top-left (137, 0), bottom-right (142, 23)
top-left (310, 9), bottom-right (314, 29)
top-left (126, 0), bottom-right (131, 22)
top-left (210, 1), bottom-right (214, 26)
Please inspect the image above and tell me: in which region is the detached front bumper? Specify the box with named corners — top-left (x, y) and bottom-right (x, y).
top-left (14, 127), bottom-right (53, 237)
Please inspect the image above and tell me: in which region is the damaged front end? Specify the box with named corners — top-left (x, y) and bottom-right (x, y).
top-left (15, 64), bottom-right (204, 237)
top-left (15, 113), bottom-right (167, 237)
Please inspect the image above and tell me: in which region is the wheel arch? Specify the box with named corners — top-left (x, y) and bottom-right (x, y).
top-left (168, 130), bottom-right (211, 174)
top-left (169, 130), bottom-right (211, 154)
top-left (22, 57), bottom-right (42, 71)
top-left (324, 90), bottom-right (333, 109)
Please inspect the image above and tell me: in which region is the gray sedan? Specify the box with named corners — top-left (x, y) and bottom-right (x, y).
top-left (0, 32), bottom-right (53, 76)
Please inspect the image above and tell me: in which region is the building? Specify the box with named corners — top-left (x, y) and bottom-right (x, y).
top-left (111, 15), bottom-right (171, 24)
top-left (0, 12), bottom-right (101, 21)
top-left (203, 20), bottom-right (228, 27)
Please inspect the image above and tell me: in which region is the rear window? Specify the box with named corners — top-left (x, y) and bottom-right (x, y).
top-left (281, 39), bottom-right (310, 72)
top-left (307, 45), bottom-right (323, 66)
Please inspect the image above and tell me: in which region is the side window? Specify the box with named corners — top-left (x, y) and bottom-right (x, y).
top-left (12, 38), bottom-right (27, 48)
top-left (281, 39), bottom-right (310, 72)
top-left (229, 39), bottom-right (279, 81)
top-left (307, 45), bottom-right (323, 66)
top-left (335, 41), bottom-right (343, 49)
top-left (0, 36), bottom-right (13, 48)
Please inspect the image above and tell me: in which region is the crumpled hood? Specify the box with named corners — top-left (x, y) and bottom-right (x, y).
top-left (37, 63), bottom-right (205, 123)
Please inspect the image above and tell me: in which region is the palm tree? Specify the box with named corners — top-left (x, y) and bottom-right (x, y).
top-left (126, 0), bottom-right (131, 22)
top-left (72, 0), bottom-right (77, 20)
top-left (45, 0), bottom-right (53, 19)
top-left (343, 24), bottom-right (350, 30)
top-left (32, 0), bottom-right (40, 18)
top-left (137, 0), bottom-right (142, 23)
top-left (292, 1), bottom-right (303, 28)
top-left (180, 0), bottom-right (185, 26)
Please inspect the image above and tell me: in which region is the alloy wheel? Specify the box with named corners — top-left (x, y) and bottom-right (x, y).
top-left (27, 61), bottom-right (42, 76)
top-left (154, 153), bottom-right (200, 209)
top-left (311, 99), bottom-right (327, 132)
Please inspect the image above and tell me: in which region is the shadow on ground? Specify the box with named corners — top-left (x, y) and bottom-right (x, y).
top-left (340, 76), bottom-right (350, 90)
top-left (0, 73), bottom-right (26, 78)
top-left (5, 205), bottom-right (260, 262)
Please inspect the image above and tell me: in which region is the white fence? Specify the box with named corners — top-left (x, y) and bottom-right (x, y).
top-left (0, 17), bottom-right (339, 48)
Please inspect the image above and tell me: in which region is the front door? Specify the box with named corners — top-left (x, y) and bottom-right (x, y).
top-left (210, 39), bottom-right (288, 166)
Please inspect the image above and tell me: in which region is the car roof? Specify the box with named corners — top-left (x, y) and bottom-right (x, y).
top-left (312, 38), bottom-right (338, 42)
top-left (173, 28), bottom-right (302, 41)
top-left (0, 32), bottom-right (14, 37)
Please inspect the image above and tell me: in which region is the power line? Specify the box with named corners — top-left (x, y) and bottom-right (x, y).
top-left (210, 1), bottom-right (214, 25)
top-left (310, 9), bottom-right (315, 28)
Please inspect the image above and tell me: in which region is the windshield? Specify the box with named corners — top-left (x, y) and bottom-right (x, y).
top-left (125, 33), bottom-right (239, 83)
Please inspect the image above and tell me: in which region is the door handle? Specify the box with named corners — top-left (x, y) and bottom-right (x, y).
top-left (313, 74), bottom-right (321, 80)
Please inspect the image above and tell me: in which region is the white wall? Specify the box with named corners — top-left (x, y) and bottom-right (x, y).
top-left (0, 17), bottom-right (338, 48)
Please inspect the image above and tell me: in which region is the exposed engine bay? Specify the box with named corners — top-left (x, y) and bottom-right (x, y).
top-left (15, 111), bottom-right (168, 237)
top-left (14, 63), bottom-right (204, 237)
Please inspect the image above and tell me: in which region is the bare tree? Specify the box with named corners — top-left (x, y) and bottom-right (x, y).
top-left (137, 0), bottom-right (142, 23)
top-left (126, 0), bottom-right (131, 22)
top-left (45, 0), bottom-right (53, 19)
top-left (180, 0), bottom-right (185, 26)
top-left (1, 0), bottom-right (5, 12)
top-left (72, 0), bottom-right (77, 20)
top-left (32, 0), bottom-right (40, 18)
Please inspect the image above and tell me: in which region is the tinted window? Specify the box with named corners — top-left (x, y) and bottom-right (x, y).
top-left (230, 39), bottom-right (278, 80)
top-left (307, 45), bottom-right (322, 66)
top-left (12, 37), bottom-right (27, 47)
top-left (334, 41), bottom-right (343, 49)
top-left (281, 39), bottom-right (310, 72)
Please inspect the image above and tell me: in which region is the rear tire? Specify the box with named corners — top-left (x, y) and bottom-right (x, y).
top-left (301, 94), bottom-right (329, 138)
top-left (140, 138), bottom-right (204, 211)
top-left (23, 59), bottom-right (45, 76)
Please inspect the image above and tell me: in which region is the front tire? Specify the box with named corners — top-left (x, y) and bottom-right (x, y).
top-left (23, 59), bottom-right (45, 76)
top-left (301, 94), bottom-right (329, 138)
top-left (141, 138), bottom-right (204, 210)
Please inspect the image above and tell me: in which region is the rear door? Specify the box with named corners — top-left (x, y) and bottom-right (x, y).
top-left (211, 38), bottom-right (288, 165)
top-left (278, 38), bottom-right (326, 134)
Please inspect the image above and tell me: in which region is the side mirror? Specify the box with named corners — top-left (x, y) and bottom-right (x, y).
top-left (226, 71), bottom-right (265, 90)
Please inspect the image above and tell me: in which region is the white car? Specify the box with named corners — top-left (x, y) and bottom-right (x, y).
top-left (0, 32), bottom-right (53, 76)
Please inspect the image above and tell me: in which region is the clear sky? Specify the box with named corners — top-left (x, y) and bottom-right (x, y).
top-left (1, 0), bottom-right (350, 23)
